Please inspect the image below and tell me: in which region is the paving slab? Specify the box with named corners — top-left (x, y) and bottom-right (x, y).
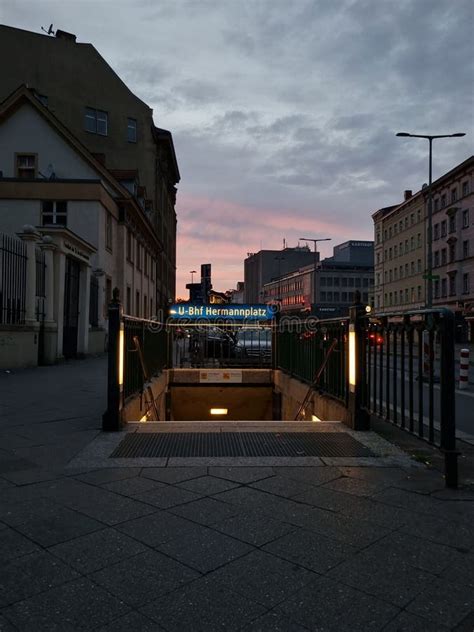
top-left (406, 577), bottom-right (474, 628)
top-left (176, 474), bottom-right (240, 495)
top-left (141, 466), bottom-right (208, 483)
top-left (0, 550), bottom-right (79, 608)
top-left (48, 527), bottom-right (149, 574)
top-left (264, 528), bottom-right (356, 574)
top-left (250, 475), bottom-right (316, 498)
top-left (212, 510), bottom-right (297, 547)
top-left (209, 466), bottom-right (275, 483)
top-left (157, 523), bottom-right (254, 573)
top-left (133, 485), bottom-right (203, 509)
top-left (115, 510), bottom-right (200, 548)
top-left (169, 496), bottom-right (242, 526)
top-left (140, 576), bottom-right (267, 632)
top-left (276, 575), bottom-right (399, 631)
top-left (102, 476), bottom-right (166, 498)
top-left (208, 550), bottom-right (317, 608)
top-left (241, 611), bottom-right (310, 632)
top-left (2, 577), bottom-right (130, 631)
top-left (96, 610), bottom-right (165, 631)
top-left (89, 550), bottom-right (199, 608)
top-left (382, 611), bottom-right (450, 631)
top-left (272, 465), bottom-right (342, 486)
top-left (0, 526), bottom-right (41, 562)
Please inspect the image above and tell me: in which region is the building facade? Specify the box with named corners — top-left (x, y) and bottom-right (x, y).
top-left (0, 87), bottom-right (161, 363)
top-left (0, 25), bottom-right (179, 310)
top-left (373, 156), bottom-right (474, 340)
top-left (263, 241), bottom-right (374, 317)
top-left (244, 246), bottom-right (316, 303)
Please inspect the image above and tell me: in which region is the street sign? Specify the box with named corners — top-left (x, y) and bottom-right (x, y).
top-left (169, 303), bottom-right (275, 321)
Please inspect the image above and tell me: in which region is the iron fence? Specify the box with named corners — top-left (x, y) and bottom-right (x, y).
top-left (123, 315), bottom-right (168, 400)
top-left (361, 308), bottom-right (457, 480)
top-left (277, 317), bottom-right (349, 403)
top-left (171, 325), bottom-right (272, 369)
top-left (0, 233), bottom-right (27, 325)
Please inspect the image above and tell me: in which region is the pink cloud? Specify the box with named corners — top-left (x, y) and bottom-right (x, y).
top-left (175, 193), bottom-right (372, 298)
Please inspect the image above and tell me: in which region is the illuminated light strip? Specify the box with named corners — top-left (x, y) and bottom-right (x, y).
top-left (210, 408), bottom-right (228, 415)
top-left (349, 325), bottom-right (356, 393)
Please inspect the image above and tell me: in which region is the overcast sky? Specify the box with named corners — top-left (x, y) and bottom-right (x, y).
top-left (1, 0), bottom-right (473, 297)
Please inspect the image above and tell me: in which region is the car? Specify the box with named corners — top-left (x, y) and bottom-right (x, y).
top-left (234, 328), bottom-right (272, 364)
top-left (368, 332), bottom-right (384, 345)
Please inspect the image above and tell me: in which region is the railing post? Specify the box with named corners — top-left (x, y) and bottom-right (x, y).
top-left (102, 288), bottom-right (124, 431)
top-left (348, 293), bottom-right (370, 430)
top-left (439, 309), bottom-right (458, 487)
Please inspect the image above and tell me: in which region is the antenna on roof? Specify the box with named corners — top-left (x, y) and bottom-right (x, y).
top-left (41, 24), bottom-right (55, 36)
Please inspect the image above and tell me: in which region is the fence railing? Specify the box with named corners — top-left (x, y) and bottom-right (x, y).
top-left (0, 234), bottom-right (27, 325)
top-left (276, 317), bottom-right (348, 403)
top-left (361, 308), bottom-right (457, 485)
top-left (123, 315), bottom-right (168, 400)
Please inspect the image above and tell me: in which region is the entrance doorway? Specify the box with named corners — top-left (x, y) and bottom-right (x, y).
top-left (63, 256), bottom-right (80, 358)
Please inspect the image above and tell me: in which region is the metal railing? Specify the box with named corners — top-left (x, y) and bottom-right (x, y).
top-left (361, 308), bottom-right (457, 485)
top-left (276, 316), bottom-right (348, 403)
top-left (123, 315), bottom-right (168, 400)
top-left (0, 233), bottom-right (27, 325)
top-left (171, 325), bottom-right (272, 369)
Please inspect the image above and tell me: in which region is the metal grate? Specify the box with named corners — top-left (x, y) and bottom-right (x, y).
top-left (110, 432), bottom-right (374, 458)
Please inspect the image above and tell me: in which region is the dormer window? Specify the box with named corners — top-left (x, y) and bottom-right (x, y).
top-left (16, 153), bottom-right (37, 178)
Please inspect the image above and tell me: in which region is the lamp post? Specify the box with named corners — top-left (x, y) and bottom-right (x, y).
top-left (396, 132), bottom-right (465, 308)
top-left (189, 270), bottom-right (197, 285)
top-left (274, 255), bottom-right (285, 303)
top-left (300, 237), bottom-right (332, 312)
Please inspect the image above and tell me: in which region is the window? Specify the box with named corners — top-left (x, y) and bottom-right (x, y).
top-left (451, 188), bottom-right (457, 204)
top-left (150, 298), bottom-right (153, 316)
top-left (441, 278), bottom-right (447, 297)
top-left (434, 223), bottom-right (440, 240)
top-left (405, 288), bottom-right (409, 302)
top-left (462, 181), bottom-right (469, 197)
top-left (389, 248), bottom-right (392, 260)
top-left (136, 243), bottom-right (141, 270)
top-left (355, 277), bottom-right (361, 287)
top-left (441, 194), bottom-right (447, 208)
top-left (405, 239), bottom-right (408, 253)
top-left (399, 265), bottom-right (403, 278)
top-left (105, 212), bottom-right (113, 251)
top-left (348, 278), bottom-right (354, 287)
top-left (327, 291), bottom-right (333, 301)
top-left (404, 217), bottom-right (408, 229)
top-left (434, 280), bottom-right (440, 298)
top-left (144, 251), bottom-right (148, 277)
top-left (126, 229), bottom-right (133, 262)
top-left (389, 227), bottom-right (392, 238)
top-left (376, 253), bottom-right (380, 264)
top-left (434, 251), bottom-right (440, 267)
top-left (410, 236), bottom-right (414, 250)
top-left (449, 243), bottom-right (456, 263)
top-left (410, 213), bottom-right (414, 225)
top-left (376, 232), bottom-right (380, 244)
top-left (144, 295), bottom-right (148, 319)
top-left (463, 240), bottom-right (469, 258)
top-left (126, 286), bottom-right (131, 314)
top-left (463, 273), bottom-right (469, 294)
top-left (462, 209), bottom-right (469, 228)
top-left (127, 118), bottom-right (137, 143)
top-left (441, 248), bottom-right (447, 265)
top-left (105, 278), bottom-right (112, 316)
top-left (42, 200), bottom-right (67, 226)
top-left (150, 257), bottom-right (154, 281)
top-left (84, 107), bottom-right (108, 135)
top-left (135, 291), bottom-right (140, 317)
top-left (449, 215), bottom-right (456, 233)
top-left (363, 278), bottom-right (369, 287)
top-left (417, 233), bottom-right (421, 247)
top-left (320, 277), bottom-right (326, 287)
top-left (16, 153), bottom-right (37, 178)
top-left (320, 291), bottom-right (327, 301)
top-left (342, 292), bottom-right (347, 302)
top-left (417, 286), bottom-right (422, 300)
top-left (405, 263), bottom-right (408, 276)
top-left (333, 292), bottom-right (340, 302)
top-left (441, 220), bottom-right (447, 237)
top-left (449, 275), bottom-right (456, 296)
top-left (417, 259), bottom-right (421, 272)
top-left (434, 198), bottom-right (439, 212)
top-left (394, 245), bottom-right (398, 257)
top-left (410, 261), bottom-right (414, 275)
top-left (394, 291), bottom-right (398, 304)
top-left (333, 277), bottom-right (340, 287)
top-left (389, 270), bottom-right (393, 282)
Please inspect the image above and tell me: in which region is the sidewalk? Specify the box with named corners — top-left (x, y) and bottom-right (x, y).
top-left (0, 357), bottom-right (473, 631)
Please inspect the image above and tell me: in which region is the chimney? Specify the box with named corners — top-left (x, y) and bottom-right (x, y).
top-left (55, 29), bottom-right (77, 43)
top-left (404, 190), bottom-right (412, 201)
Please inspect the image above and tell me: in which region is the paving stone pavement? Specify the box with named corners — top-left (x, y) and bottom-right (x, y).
top-left (0, 357), bottom-right (473, 630)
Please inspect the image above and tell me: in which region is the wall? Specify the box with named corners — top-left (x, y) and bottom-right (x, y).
top-left (0, 324), bottom-right (39, 369)
top-left (274, 370), bottom-right (349, 424)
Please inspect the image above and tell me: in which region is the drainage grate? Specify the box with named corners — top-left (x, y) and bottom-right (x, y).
top-left (110, 432), bottom-right (374, 458)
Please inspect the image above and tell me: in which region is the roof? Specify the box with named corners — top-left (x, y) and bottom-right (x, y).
top-left (153, 126), bottom-right (180, 183)
top-left (0, 84), bottom-right (162, 250)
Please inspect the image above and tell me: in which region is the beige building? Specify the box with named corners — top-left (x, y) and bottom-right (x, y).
top-left (0, 24), bottom-right (179, 309)
top-left (373, 192), bottom-right (425, 312)
top-left (373, 156), bottom-right (474, 340)
top-left (0, 86), bottom-right (161, 366)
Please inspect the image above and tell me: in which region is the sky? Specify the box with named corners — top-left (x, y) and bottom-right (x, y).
top-left (1, 0), bottom-right (473, 297)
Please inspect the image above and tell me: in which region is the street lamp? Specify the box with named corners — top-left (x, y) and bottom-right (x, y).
top-left (300, 237), bottom-right (332, 312)
top-left (274, 255), bottom-right (285, 302)
top-left (189, 270), bottom-right (197, 284)
top-left (396, 132), bottom-right (466, 308)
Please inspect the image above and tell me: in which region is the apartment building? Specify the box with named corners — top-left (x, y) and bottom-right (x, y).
top-left (373, 192), bottom-right (425, 312)
top-left (373, 156), bottom-right (474, 341)
top-left (0, 25), bottom-right (179, 310)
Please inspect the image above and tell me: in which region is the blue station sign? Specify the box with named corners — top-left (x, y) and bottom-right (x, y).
top-left (169, 303), bottom-right (275, 321)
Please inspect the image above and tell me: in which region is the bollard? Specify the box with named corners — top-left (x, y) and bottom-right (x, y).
top-left (459, 348), bottom-right (470, 390)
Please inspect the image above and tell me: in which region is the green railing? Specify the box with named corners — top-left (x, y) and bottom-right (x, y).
top-left (276, 317), bottom-right (349, 403)
top-left (123, 315), bottom-right (168, 400)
